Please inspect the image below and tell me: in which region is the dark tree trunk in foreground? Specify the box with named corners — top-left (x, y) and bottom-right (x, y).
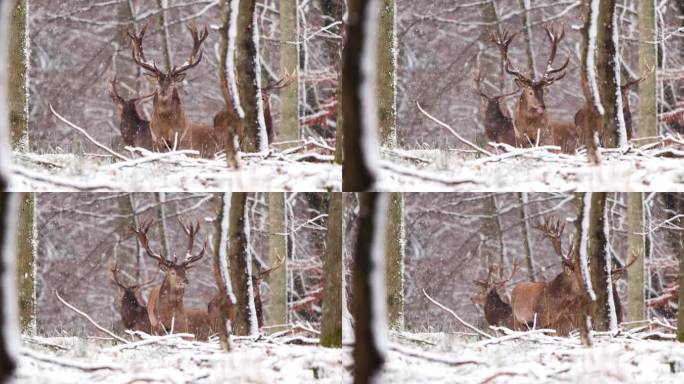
top-left (0, 193), bottom-right (18, 383)
top-left (342, 0), bottom-right (380, 191)
top-left (596, 0), bottom-right (626, 147)
top-left (321, 192), bottom-right (342, 347)
top-left (1, 0), bottom-right (19, 378)
top-left (9, 0), bottom-right (27, 151)
top-left (228, 192), bottom-right (257, 336)
top-left (675, 197), bottom-right (684, 342)
top-left (236, 0), bottom-right (264, 152)
top-left (587, 192), bottom-right (617, 331)
top-left (353, 193), bottom-right (387, 384)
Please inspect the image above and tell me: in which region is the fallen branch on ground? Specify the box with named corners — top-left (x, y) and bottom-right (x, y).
top-left (22, 348), bottom-right (123, 372)
top-left (49, 104), bottom-right (129, 161)
top-left (417, 102), bottom-right (494, 157)
top-left (390, 343), bottom-right (483, 366)
top-left (55, 291), bottom-right (129, 344)
top-left (422, 289), bottom-right (492, 339)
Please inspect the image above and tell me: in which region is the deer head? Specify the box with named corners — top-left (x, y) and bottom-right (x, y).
top-left (128, 23), bottom-right (208, 116)
top-left (471, 259), bottom-right (521, 306)
top-left (533, 216), bottom-right (584, 294)
top-left (496, 26), bottom-right (569, 117)
top-left (132, 218), bottom-right (206, 293)
top-left (107, 76), bottom-right (154, 119)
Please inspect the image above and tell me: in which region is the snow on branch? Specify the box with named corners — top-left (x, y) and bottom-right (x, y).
top-left (422, 289), bottom-right (492, 339)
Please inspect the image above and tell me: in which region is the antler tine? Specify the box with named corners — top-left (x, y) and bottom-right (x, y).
top-left (128, 23), bottom-right (161, 75)
top-left (262, 72), bottom-right (296, 94)
top-left (172, 23), bottom-right (209, 75)
top-left (257, 254), bottom-right (285, 279)
top-left (108, 76), bottom-right (124, 103)
top-left (111, 261), bottom-right (129, 289)
top-left (541, 25), bottom-right (569, 83)
top-left (622, 65), bottom-right (655, 90)
top-left (182, 240), bottom-right (206, 266)
top-left (178, 218), bottom-right (201, 257)
top-left (474, 71), bottom-right (490, 99)
top-left (491, 29), bottom-right (530, 84)
top-left (133, 218), bottom-right (169, 266)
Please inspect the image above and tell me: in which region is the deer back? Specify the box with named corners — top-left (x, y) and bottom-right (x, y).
top-left (510, 281), bottom-right (545, 326)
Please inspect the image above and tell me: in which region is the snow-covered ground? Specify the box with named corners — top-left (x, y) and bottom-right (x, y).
top-left (17, 333), bottom-right (342, 383)
top-left (368, 329), bottom-right (684, 383)
top-left (8, 148), bottom-right (341, 191)
top-left (376, 144), bottom-right (684, 191)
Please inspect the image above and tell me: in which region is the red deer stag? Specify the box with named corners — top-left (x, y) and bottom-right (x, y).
top-left (133, 218), bottom-right (214, 340)
top-left (128, 23), bottom-right (219, 157)
top-left (496, 26), bottom-right (576, 152)
top-left (575, 67), bottom-right (654, 149)
top-left (511, 217), bottom-right (588, 335)
top-left (111, 262), bottom-right (154, 333)
top-left (107, 77), bottom-right (154, 150)
top-left (474, 71), bottom-right (519, 147)
top-left (471, 259), bottom-right (522, 329)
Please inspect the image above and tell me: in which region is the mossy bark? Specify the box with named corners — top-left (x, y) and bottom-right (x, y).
top-left (267, 193), bottom-right (288, 327)
top-left (320, 192), bottom-right (342, 347)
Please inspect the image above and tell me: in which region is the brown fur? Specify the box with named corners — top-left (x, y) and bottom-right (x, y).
top-left (107, 79), bottom-right (154, 149)
top-left (472, 285), bottom-right (514, 328)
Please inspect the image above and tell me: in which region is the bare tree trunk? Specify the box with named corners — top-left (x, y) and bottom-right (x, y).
top-left (267, 193), bottom-right (288, 327)
top-left (9, 0), bottom-right (27, 151)
top-left (580, 0), bottom-right (600, 163)
top-left (342, 0), bottom-right (380, 191)
top-left (627, 193), bottom-right (645, 325)
top-left (482, 195), bottom-right (501, 277)
top-left (385, 192), bottom-right (404, 329)
top-left (353, 193), bottom-right (387, 384)
top-left (517, 0), bottom-right (536, 79)
top-left (517, 192), bottom-right (536, 281)
top-left (677, 209), bottom-right (684, 342)
top-left (237, 0), bottom-right (266, 152)
top-left (638, 0), bottom-right (657, 139)
top-left (155, 193), bottom-right (171, 259)
top-left (279, 0), bottom-right (300, 146)
top-left (596, 0), bottom-right (627, 147)
top-left (0, 2), bottom-right (19, 375)
top-left (228, 193), bottom-right (258, 336)
top-left (321, 192), bottom-right (342, 347)
top-left (574, 193), bottom-right (593, 346)
top-left (213, 193), bottom-right (236, 351)
top-left (16, 192), bottom-right (34, 333)
top-left (155, 0), bottom-right (172, 71)
top-left (588, 192), bottom-right (617, 331)
top-left (377, 0), bottom-right (396, 147)
top-left (0, 192), bottom-right (19, 381)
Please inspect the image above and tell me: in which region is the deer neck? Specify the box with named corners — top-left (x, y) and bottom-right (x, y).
top-left (151, 94), bottom-right (189, 143)
top-left (157, 278), bottom-right (185, 320)
top-left (515, 101), bottom-right (549, 139)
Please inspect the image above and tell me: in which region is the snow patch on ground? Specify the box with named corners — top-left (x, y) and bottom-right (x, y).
top-left (18, 336), bottom-right (342, 383)
top-left (9, 151), bottom-right (341, 192)
top-left (376, 147), bottom-right (684, 191)
top-left (366, 331), bottom-right (684, 383)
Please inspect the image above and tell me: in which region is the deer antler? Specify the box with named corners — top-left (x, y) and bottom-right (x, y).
top-left (128, 23), bottom-right (162, 76)
top-left (540, 25), bottom-right (569, 85)
top-left (108, 76), bottom-right (125, 103)
top-left (492, 29), bottom-right (533, 85)
top-left (611, 253), bottom-right (638, 281)
top-left (622, 65), bottom-right (655, 91)
top-left (257, 255), bottom-right (285, 279)
top-left (171, 23), bottom-right (209, 76)
top-left (111, 261), bottom-right (129, 289)
top-left (133, 218), bottom-right (173, 267)
top-left (262, 71), bottom-right (296, 94)
top-left (178, 218), bottom-right (206, 266)
top-left (533, 216), bottom-right (569, 261)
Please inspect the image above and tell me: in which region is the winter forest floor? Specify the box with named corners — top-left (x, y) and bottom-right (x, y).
top-left (8, 147), bottom-right (341, 191)
top-left (17, 333), bottom-right (342, 384)
top-left (378, 141), bottom-right (684, 191)
top-left (372, 328), bottom-right (684, 383)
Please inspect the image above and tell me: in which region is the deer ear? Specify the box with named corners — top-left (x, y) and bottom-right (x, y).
top-left (144, 73), bottom-right (159, 85)
top-left (173, 73), bottom-right (186, 82)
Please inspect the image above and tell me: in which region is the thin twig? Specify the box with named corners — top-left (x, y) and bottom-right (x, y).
top-left (55, 291), bottom-right (129, 344)
top-left (22, 348), bottom-right (123, 371)
top-left (422, 289), bottom-right (493, 339)
top-left (49, 104), bottom-right (129, 161)
top-left (416, 102), bottom-right (494, 156)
